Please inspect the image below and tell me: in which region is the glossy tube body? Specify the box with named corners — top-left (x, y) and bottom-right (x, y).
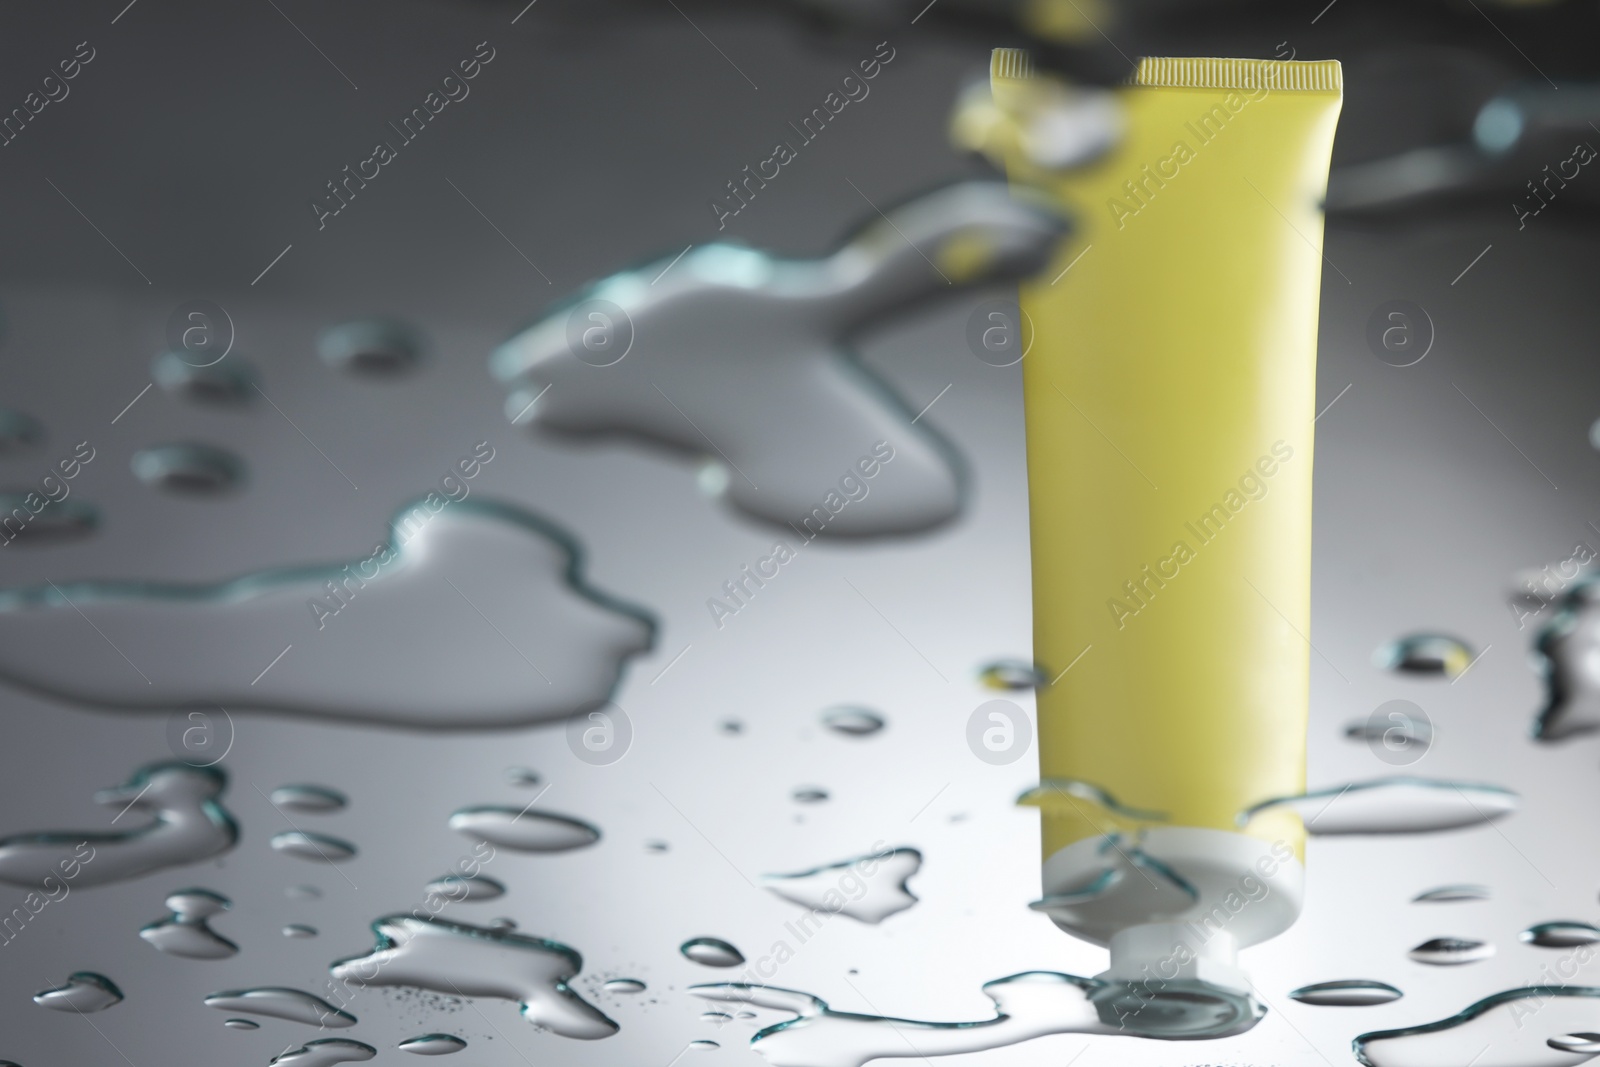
top-left (995, 55), bottom-right (1342, 961)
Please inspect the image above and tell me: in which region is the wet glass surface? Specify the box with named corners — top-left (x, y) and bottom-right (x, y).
top-left (1, 4), bottom-right (1599, 1066)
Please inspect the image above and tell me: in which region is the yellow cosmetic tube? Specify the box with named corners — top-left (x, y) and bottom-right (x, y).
top-left (993, 53), bottom-right (1342, 1035)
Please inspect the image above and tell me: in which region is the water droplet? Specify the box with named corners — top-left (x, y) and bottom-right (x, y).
top-left (1018, 779), bottom-right (1166, 823)
top-left (1551, 1032), bottom-right (1600, 1055)
top-left (203, 987), bottom-right (357, 1027)
top-left (34, 972), bottom-right (123, 1013)
top-left (1240, 777), bottom-right (1517, 835)
top-left (792, 787), bottom-right (829, 804)
top-left (689, 1040), bottom-right (720, 1050)
top-left (0, 494), bottom-right (98, 546)
top-left (1375, 634), bottom-right (1474, 678)
top-left (1344, 715), bottom-right (1433, 748)
top-left (1288, 980), bottom-right (1403, 1007)
top-left (719, 719), bottom-right (744, 735)
top-left (1027, 867), bottom-right (1125, 913)
top-left (604, 978), bottom-right (647, 993)
top-left (224, 1018), bottom-right (259, 1030)
top-left (284, 924), bottom-right (319, 939)
top-left (318, 318), bottom-right (424, 376)
top-left (448, 807), bottom-right (600, 852)
top-left (1408, 937), bottom-right (1494, 965)
top-left (1357, 987), bottom-right (1600, 1067)
top-left (269, 1039), bottom-right (376, 1067)
top-left (1022, 830), bottom-right (1206, 938)
top-left (694, 968), bottom-right (1259, 1060)
top-left (1413, 884), bottom-right (1490, 903)
top-left (0, 409), bottom-right (43, 454)
top-left (398, 1033), bottom-right (468, 1055)
top-left (978, 659), bottom-right (1046, 691)
top-left (1523, 921), bottom-right (1600, 948)
top-left (271, 830), bottom-right (357, 863)
top-left (506, 766), bottom-right (541, 786)
top-left (287, 884), bottom-right (322, 900)
top-left (270, 785), bottom-right (348, 814)
top-left (152, 350), bottom-right (257, 406)
top-left (0, 500), bottom-right (653, 727)
top-left (646, 840), bottom-right (670, 852)
top-left (424, 873), bottom-right (506, 902)
top-left (140, 888), bottom-right (237, 959)
top-left (701, 1011), bottom-right (733, 1024)
top-left (764, 848), bottom-right (921, 924)
top-left (489, 183), bottom-right (1062, 538)
top-left (130, 442), bottom-right (246, 496)
top-left (330, 914), bottom-right (617, 1039)
top-left (681, 938), bottom-right (745, 968)
top-left (489, 917), bottom-right (517, 931)
top-left (0, 761), bottom-right (236, 889)
top-left (1532, 579), bottom-right (1600, 740)
top-left (736, 1011), bottom-right (756, 1019)
top-left (822, 707), bottom-right (885, 737)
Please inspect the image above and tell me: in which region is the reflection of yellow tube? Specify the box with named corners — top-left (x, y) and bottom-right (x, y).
top-left (992, 53), bottom-right (1341, 992)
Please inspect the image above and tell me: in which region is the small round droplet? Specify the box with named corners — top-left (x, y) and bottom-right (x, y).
top-left (424, 874), bottom-right (506, 902)
top-left (270, 830), bottom-right (357, 863)
top-left (689, 1040), bottom-right (720, 1051)
top-left (719, 719), bottom-right (744, 736)
top-left (283, 924), bottom-right (319, 939)
top-left (1408, 937), bottom-right (1493, 965)
top-left (131, 443), bottom-right (246, 497)
top-left (822, 707), bottom-right (886, 737)
top-left (1343, 700), bottom-right (1434, 763)
top-left (203, 987), bottom-right (356, 1028)
top-left (270, 784), bottom-right (347, 814)
top-left (646, 840), bottom-right (670, 853)
top-left (978, 659), bottom-right (1046, 691)
top-left (488, 917), bottom-right (517, 931)
top-left (0, 409), bottom-right (43, 454)
top-left (682, 937), bottom-right (745, 968)
top-left (604, 978), bottom-right (646, 993)
top-left (1288, 980), bottom-right (1403, 1007)
top-left (273, 1038), bottom-right (376, 1065)
top-left (152, 350), bottom-right (257, 406)
top-left (736, 1011), bottom-right (755, 1019)
top-left (1413, 884), bottom-right (1490, 904)
top-left (0, 495), bottom-right (98, 545)
top-left (34, 972), bottom-right (123, 1012)
top-left (286, 884), bottom-right (322, 900)
top-left (1374, 634), bottom-right (1474, 678)
top-left (141, 888), bottom-right (237, 959)
top-left (225, 1018), bottom-right (260, 1030)
top-left (701, 1011), bottom-right (733, 1024)
top-left (505, 766), bottom-right (541, 787)
top-left (318, 318), bottom-right (424, 376)
top-left (398, 1033), bottom-right (468, 1055)
top-left (1521, 921), bottom-right (1600, 948)
top-left (1551, 1033), bottom-right (1600, 1055)
top-left (792, 787), bottom-right (829, 804)
top-left (448, 807), bottom-right (600, 853)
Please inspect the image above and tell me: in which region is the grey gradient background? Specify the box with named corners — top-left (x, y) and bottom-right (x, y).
top-left (0, 2), bottom-right (1597, 1066)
